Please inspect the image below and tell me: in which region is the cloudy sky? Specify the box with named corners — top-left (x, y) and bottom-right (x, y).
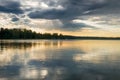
top-left (0, 0), bottom-right (120, 37)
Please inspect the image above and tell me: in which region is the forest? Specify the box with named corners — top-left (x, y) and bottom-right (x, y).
top-left (0, 28), bottom-right (76, 39)
top-left (1, 28), bottom-right (120, 40)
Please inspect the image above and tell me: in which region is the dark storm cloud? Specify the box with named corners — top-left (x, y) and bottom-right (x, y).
top-left (87, 0), bottom-right (120, 15)
top-left (11, 17), bottom-right (19, 22)
top-left (28, 0), bottom-right (106, 19)
top-left (0, 0), bottom-right (119, 31)
top-left (0, 0), bottom-right (23, 14)
top-left (28, 9), bottom-right (65, 19)
top-left (28, 0), bottom-right (107, 30)
top-left (59, 21), bottom-right (94, 31)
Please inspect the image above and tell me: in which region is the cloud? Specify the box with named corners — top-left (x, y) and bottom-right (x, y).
top-left (27, 0), bottom-right (107, 30)
top-left (28, 9), bottom-right (65, 19)
top-left (84, 0), bottom-right (120, 16)
top-left (0, 0), bottom-right (120, 32)
top-left (0, 0), bottom-right (23, 14)
top-left (28, 0), bottom-right (106, 20)
top-left (11, 16), bottom-right (19, 22)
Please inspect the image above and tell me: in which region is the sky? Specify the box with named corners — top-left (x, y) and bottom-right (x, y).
top-left (0, 0), bottom-right (120, 37)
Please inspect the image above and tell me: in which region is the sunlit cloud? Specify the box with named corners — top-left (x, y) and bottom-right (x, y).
top-left (0, 0), bottom-right (120, 36)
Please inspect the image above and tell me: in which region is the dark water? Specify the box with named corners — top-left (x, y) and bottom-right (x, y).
top-left (0, 40), bottom-right (120, 80)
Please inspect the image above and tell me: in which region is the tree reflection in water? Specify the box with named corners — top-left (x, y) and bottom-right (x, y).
top-left (0, 40), bottom-right (120, 80)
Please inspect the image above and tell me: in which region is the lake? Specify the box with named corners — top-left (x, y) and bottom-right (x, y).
top-left (0, 40), bottom-right (120, 80)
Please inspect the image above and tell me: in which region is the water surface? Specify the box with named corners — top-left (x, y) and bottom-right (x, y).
top-left (0, 40), bottom-right (120, 80)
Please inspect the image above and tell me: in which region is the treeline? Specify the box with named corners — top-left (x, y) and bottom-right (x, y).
top-left (1, 28), bottom-right (120, 40)
top-left (0, 28), bottom-right (76, 39)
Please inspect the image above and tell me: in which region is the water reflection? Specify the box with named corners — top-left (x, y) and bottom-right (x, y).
top-left (0, 40), bottom-right (63, 50)
top-left (0, 40), bottom-right (120, 80)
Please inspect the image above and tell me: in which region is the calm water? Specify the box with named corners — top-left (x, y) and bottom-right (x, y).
top-left (0, 40), bottom-right (120, 80)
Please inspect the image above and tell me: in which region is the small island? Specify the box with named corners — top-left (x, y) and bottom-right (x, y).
top-left (0, 28), bottom-right (120, 40)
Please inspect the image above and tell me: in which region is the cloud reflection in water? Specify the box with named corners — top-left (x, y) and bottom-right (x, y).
top-left (0, 40), bottom-right (120, 80)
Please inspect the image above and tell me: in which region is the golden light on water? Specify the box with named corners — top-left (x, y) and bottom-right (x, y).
top-left (1, 40), bottom-right (120, 80)
top-left (0, 0), bottom-right (120, 79)
top-left (40, 69), bottom-right (48, 78)
top-left (1, 40), bottom-right (120, 65)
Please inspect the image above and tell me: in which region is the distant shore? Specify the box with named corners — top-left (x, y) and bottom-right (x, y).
top-left (1, 28), bottom-right (120, 40)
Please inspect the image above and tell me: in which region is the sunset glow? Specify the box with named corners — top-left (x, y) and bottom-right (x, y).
top-left (0, 0), bottom-right (120, 37)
